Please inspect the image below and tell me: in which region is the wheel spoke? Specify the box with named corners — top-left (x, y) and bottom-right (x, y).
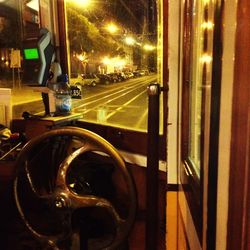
top-left (14, 127), bottom-right (136, 249)
top-left (14, 178), bottom-right (73, 247)
top-left (56, 143), bottom-right (101, 187)
top-left (69, 192), bottom-right (124, 224)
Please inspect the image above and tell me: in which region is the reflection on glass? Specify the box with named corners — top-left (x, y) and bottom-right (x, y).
top-left (65, 0), bottom-right (161, 132)
top-left (0, 1), bottom-right (43, 109)
top-left (188, 0), bottom-right (213, 177)
top-left (0, 1), bottom-right (162, 131)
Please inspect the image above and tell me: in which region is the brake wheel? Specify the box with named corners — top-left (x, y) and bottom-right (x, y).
top-left (13, 127), bottom-right (137, 249)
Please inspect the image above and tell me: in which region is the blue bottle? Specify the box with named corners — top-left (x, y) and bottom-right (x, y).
top-left (55, 74), bottom-right (72, 115)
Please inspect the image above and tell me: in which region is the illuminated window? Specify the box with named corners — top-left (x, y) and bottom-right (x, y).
top-left (180, 0), bottom-right (216, 240)
top-left (65, 0), bottom-right (162, 132)
top-left (188, 0), bottom-right (213, 177)
top-left (0, 0), bottom-right (163, 135)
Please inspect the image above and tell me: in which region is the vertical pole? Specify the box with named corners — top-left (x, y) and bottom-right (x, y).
top-left (12, 68), bottom-right (15, 88)
top-left (146, 83), bottom-right (161, 250)
top-left (17, 67), bottom-right (21, 88)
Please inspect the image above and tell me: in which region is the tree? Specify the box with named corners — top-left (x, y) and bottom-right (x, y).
top-left (67, 8), bottom-right (125, 56)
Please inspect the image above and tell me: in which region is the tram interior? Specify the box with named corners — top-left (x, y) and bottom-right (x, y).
top-left (1, 0), bottom-right (250, 250)
top-left (0, 1), bottom-right (166, 249)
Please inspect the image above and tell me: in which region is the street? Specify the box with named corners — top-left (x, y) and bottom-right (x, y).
top-left (12, 74), bottom-right (159, 132)
top-left (73, 74), bottom-right (158, 131)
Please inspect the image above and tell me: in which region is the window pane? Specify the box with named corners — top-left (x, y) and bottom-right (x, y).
top-left (65, 0), bottom-right (162, 132)
top-left (0, 1), bottom-right (41, 89)
top-left (0, 1), bottom-right (54, 121)
top-left (188, 0), bottom-right (213, 177)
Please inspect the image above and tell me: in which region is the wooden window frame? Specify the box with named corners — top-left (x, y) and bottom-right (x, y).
top-left (56, 0), bottom-right (168, 160)
top-left (180, 0), bottom-right (223, 245)
top-left (180, 0), bottom-right (203, 240)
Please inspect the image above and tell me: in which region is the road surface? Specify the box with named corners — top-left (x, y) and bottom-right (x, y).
top-left (12, 74), bottom-right (161, 132)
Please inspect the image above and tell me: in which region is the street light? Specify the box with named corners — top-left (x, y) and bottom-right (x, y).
top-left (124, 36), bottom-right (136, 45)
top-left (102, 56), bottom-right (127, 72)
top-left (105, 23), bottom-right (119, 34)
top-left (102, 57), bottom-right (111, 65)
top-left (67, 0), bottom-right (92, 8)
top-left (76, 53), bottom-right (88, 74)
top-left (143, 44), bottom-right (156, 51)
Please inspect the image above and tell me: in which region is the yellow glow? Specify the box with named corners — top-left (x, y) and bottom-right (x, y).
top-left (200, 53), bottom-right (212, 64)
top-left (102, 56), bottom-right (126, 68)
top-left (77, 55), bottom-right (84, 61)
top-left (125, 37), bottom-right (136, 45)
top-left (114, 58), bottom-right (125, 67)
top-left (106, 23), bottom-right (119, 34)
top-left (102, 57), bottom-right (111, 65)
top-left (76, 53), bottom-right (88, 62)
top-left (201, 21), bottom-right (214, 30)
top-left (143, 44), bottom-right (156, 51)
top-left (67, 0), bottom-right (92, 8)
top-left (203, 0), bottom-right (210, 5)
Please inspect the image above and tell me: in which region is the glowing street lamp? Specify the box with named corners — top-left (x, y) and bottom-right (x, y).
top-left (143, 44), bottom-right (156, 51)
top-left (102, 56), bottom-right (126, 70)
top-left (76, 53), bottom-right (88, 73)
top-left (200, 53), bottom-right (212, 64)
top-left (68, 0), bottom-right (92, 8)
top-left (201, 21), bottom-right (214, 30)
top-left (105, 23), bottom-right (119, 34)
top-left (125, 36), bottom-right (136, 45)
top-left (102, 57), bottom-right (111, 65)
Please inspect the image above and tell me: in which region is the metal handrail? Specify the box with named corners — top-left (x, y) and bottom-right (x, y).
top-left (146, 83), bottom-right (161, 250)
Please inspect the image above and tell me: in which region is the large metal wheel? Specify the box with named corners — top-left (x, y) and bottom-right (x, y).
top-left (13, 127), bottom-right (137, 250)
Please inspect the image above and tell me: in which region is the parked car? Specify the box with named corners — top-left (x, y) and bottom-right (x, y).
top-left (133, 69), bottom-right (149, 77)
top-left (81, 73), bottom-right (100, 86)
top-left (141, 69), bottom-right (149, 75)
top-left (96, 73), bottom-right (112, 84)
top-left (69, 73), bottom-right (83, 85)
top-left (117, 72), bottom-right (127, 81)
top-left (124, 72), bottom-right (134, 79)
top-left (132, 70), bottom-right (142, 77)
top-left (107, 73), bottom-right (120, 83)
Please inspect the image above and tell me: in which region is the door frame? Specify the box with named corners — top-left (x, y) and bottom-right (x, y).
top-left (227, 0), bottom-right (250, 249)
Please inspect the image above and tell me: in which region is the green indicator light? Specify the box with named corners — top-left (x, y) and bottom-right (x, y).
top-left (24, 48), bottom-right (39, 60)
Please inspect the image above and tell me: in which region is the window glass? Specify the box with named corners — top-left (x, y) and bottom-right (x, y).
top-left (0, 1), bottom-right (54, 120)
top-left (65, 0), bottom-right (162, 132)
top-left (0, 0), bottom-right (162, 133)
top-left (0, 0), bottom-right (40, 88)
top-left (188, 0), bottom-right (213, 177)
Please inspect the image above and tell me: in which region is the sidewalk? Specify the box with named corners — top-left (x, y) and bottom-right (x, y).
top-left (11, 87), bottom-right (42, 105)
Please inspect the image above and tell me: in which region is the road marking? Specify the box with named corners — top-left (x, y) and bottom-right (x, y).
top-left (105, 89), bottom-right (147, 119)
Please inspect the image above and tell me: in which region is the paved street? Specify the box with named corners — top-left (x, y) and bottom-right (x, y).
top-left (73, 74), bottom-right (158, 131)
top-left (11, 74), bottom-right (160, 131)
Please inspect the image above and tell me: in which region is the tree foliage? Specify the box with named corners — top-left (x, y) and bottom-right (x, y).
top-left (67, 8), bottom-right (125, 57)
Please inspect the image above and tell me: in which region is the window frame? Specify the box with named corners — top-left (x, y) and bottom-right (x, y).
top-left (56, 0), bottom-right (168, 160)
top-left (180, 0), bottom-right (203, 239)
top-left (180, 0), bottom-right (222, 244)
